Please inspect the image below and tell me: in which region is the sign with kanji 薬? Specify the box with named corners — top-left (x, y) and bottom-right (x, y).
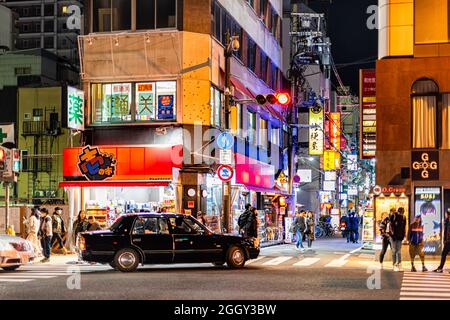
top-left (309, 106), bottom-right (324, 155)
top-left (77, 145), bottom-right (116, 181)
top-left (67, 86), bottom-right (84, 131)
top-left (0, 124), bottom-right (14, 145)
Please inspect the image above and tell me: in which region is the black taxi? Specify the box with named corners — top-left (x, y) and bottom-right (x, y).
top-left (79, 213), bottom-right (260, 272)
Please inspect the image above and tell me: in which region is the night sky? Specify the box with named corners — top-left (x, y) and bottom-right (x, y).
top-left (308, 0), bottom-right (378, 94)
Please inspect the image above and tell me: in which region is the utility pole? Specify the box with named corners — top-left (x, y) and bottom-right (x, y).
top-left (222, 31), bottom-right (232, 233)
top-left (4, 182), bottom-right (9, 233)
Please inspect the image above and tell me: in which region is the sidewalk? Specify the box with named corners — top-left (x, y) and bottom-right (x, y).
top-left (31, 254), bottom-right (80, 266)
top-left (375, 244), bottom-right (442, 263)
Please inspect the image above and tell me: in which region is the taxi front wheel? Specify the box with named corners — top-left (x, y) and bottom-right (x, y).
top-left (226, 246), bottom-right (246, 269)
top-left (114, 248), bottom-right (140, 272)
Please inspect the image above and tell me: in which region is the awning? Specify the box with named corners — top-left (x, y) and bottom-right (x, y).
top-left (59, 180), bottom-right (171, 188)
top-left (243, 185), bottom-right (291, 197)
top-left (230, 76), bottom-right (255, 100)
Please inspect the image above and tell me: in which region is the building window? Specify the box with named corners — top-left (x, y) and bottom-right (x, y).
top-left (271, 125), bottom-right (280, 146)
top-left (236, 103), bottom-right (243, 137)
top-left (247, 0), bottom-right (255, 9)
top-left (247, 112), bottom-right (257, 145)
top-left (247, 37), bottom-right (256, 73)
top-left (260, 0), bottom-right (267, 20)
top-left (91, 81), bottom-right (176, 124)
top-left (415, 0), bottom-right (450, 44)
top-left (15, 67), bottom-right (32, 75)
top-left (411, 79), bottom-right (438, 149)
top-left (156, 0), bottom-right (176, 29)
top-left (259, 118), bottom-right (268, 147)
top-left (210, 86), bottom-right (222, 128)
top-left (93, 0), bottom-right (132, 32)
top-left (136, 0), bottom-right (155, 30)
top-left (44, 37), bottom-right (54, 49)
top-left (260, 51), bottom-right (268, 83)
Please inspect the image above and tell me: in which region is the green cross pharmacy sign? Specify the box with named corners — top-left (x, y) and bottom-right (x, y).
top-left (67, 86), bottom-right (84, 131)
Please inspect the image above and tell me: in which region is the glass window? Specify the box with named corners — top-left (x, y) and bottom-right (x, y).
top-left (247, 37), bottom-right (256, 73)
top-left (237, 103), bottom-right (243, 136)
top-left (214, 2), bottom-right (222, 42)
top-left (136, 82), bottom-right (156, 121)
top-left (156, 0), bottom-right (176, 29)
top-left (260, 51), bottom-right (268, 83)
top-left (415, 0), bottom-right (450, 44)
top-left (158, 218), bottom-right (169, 235)
top-left (259, 118), bottom-right (268, 147)
top-left (156, 81), bottom-right (176, 120)
top-left (271, 125), bottom-right (280, 146)
top-left (210, 87), bottom-right (222, 127)
top-left (93, 0), bottom-right (131, 32)
top-left (168, 217), bottom-right (197, 234)
top-left (133, 217), bottom-right (159, 235)
top-left (136, 0), bottom-right (155, 30)
top-left (411, 79), bottom-right (438, 149)
top-left (91, 83), bottom-right (132, 123)
top-left (247, 112), bottom-right (257, 145)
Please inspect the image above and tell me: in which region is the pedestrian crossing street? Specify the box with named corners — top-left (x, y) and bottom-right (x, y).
top-left (400, 270), bottom-right (450, 300)
top-left (0, 263), bottom-right (108, 284)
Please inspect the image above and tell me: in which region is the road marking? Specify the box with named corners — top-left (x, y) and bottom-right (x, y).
top-left (349, 247), bottom-right (363, 254)
top-left (0, 279), bottom-right (33, 283)
top-left (325, 259), bottom-right (348, 268)
top-left (0, 275), bottom-right (55, 279)
top-left (402, 283), bottom-right (450, 288)
top-left (400, 292), bottom-right (450, 298)
top-left (262, 256), bottom-right (292, 266)
top-left (293, 258), bottom-right (320, 267)
top-left (400, 270), bottom-right (450, 300)
top-left (246, 256), bottom-right (266, 265)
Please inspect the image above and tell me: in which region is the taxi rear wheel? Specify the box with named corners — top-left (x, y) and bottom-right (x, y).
top-left (226, 246), bottom-right (246, 269)
top-left (2, 265), bottom-right (20, 271)
top-left (114, 248), bottom-right (140, 272)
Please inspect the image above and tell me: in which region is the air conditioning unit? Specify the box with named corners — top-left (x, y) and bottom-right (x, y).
top-left (34, 190), bottom-right (45, 198)
top-left (24, 113), bottom-right (31, 120)
top-left (45, 190), bottom-right (56, 198)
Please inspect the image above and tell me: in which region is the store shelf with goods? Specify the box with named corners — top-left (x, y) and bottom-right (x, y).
top-left (86, 207), bottom-right (108, 228)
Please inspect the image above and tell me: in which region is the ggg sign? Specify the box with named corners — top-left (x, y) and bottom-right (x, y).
top-left (412, 151), bottom-right (439, 181)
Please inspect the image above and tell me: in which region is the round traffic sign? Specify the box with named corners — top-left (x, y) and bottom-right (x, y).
top-left (217, 165), bottom-right (234, 182)
top-left (217, 132), bottom-right (234, 150)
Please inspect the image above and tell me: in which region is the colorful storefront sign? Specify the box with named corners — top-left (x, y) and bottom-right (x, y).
top-left (136, 83), bottom-right (155, 120)
top-left (235, 153), bottom-right (275, 190)
top-left (412, 151), bottom-right (439, 181)
top-left (329, 112), bottom-right (341, 150)
top-left (414, 187), bottom-right (442, 255)
top-left (309, 107), bottom-right (324, 155)
top-left (360, 69), bottom-right (376, 158)
top-left (62, 145), bottom-right (183, 185)
top-left (323, 150), bottom-right (340, 171)
top-left (67, 86), bottom-right (84, 130)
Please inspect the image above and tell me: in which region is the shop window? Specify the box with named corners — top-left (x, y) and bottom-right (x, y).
top-left (91, 83), bottom-right (132, 123)
top-left (136, 0), bottom-right (155, 30)
top-left (156, 0), bottom-right (176, 29)
top-left (411, 79), bottom-right (438, 149)
top-left (92, 81), bottom-right (176, 124)
top-left (210, 86), bottom-right (222, 128)
top-left (136, 82), bottom-right (156, 121)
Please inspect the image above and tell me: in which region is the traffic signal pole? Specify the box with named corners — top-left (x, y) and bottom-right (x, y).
top-left (4, 182), bottom-right (9, 233)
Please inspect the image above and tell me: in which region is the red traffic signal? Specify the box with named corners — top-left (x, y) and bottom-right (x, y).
top-left (255, 93), bottom-right (291, 106)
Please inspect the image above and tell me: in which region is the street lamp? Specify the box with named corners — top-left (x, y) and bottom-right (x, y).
top-left (222, 31), bottom-right (240, 233)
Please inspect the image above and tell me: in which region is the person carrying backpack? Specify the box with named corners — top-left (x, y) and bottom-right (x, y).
top-left (408, 215), bottom-right (427, 272)
top-left (293, 210), bottom-right (307, 251)
top-left (244, 207), bottom-right (258, 238)
top-left (238, 204), bottom-right (252, 236)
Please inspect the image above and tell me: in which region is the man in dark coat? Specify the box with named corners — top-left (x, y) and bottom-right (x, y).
top-left (390, 207), bottom-right (407, 272)
top-left (293, 210), bottom-right (307, 251)
top-left (434, 209), bottom-right (450, 273)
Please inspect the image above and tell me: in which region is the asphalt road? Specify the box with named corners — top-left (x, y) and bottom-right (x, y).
top-left (0, 239), bottom-right (408, 300)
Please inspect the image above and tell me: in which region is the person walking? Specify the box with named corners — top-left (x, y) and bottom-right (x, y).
top-left (238, 204), bottom-right (252, 236)
top-left (26, 207), bottom-right (42, 257)
top-left (305, 211), bottom-right (315, 249)
top-left (390, 207), bottom-right (407, 272)
top-left (72, 210), bottom-right (88, 243)
top-left (293, 210), bottom-right (307, 251)
top-left (434, 209), bottom-right (450, 273)
top-left (347, 210), bottom-right (358, 243)
top-left (86, 216), bottom-right (102, 231)
top-left (379, 208), bottom-right (395, 266)
top-left (39, 208), bottom-right (53, 263)
top-left (51, 207), bottom-right (67, 255)
top-left (408, 215), bottom-right (427, 272)
top-left (243, 207), bottom-right (258, 238)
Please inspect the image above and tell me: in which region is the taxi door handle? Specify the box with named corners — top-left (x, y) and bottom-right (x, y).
top-left (175, 239), bottom-right (188, 242)
top-left (133, 238), bottom-right (142, 242)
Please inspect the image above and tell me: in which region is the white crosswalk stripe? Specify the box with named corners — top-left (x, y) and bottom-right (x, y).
top-left (246, 256), bottom-right (266, 265)
top-left (400, 271), bottom-right (450, 300)
top-left (325, 254), bottom-right (350, 268)
top-left (293, 258), bottom-right (321, 267)
top-left (262, 256), bottom-right (293, 266)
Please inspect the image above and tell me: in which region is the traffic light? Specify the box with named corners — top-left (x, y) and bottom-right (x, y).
top-left (0, 147), bottom-right (6, 171)
top-left (255, 93), bottom-right (291, 106)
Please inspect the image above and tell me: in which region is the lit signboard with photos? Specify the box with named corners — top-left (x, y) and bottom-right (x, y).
top-left (414, 187), bottom-right (442, 255)
top-left (329, 112), bottom-right (341, 150)
top-left (360, 69), bottom-right (376, 158)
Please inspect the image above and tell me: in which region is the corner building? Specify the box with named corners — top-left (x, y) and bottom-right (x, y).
top-left (376, 0), bottom-right (450, 254)
top-left (62, 0), bottom-right (292, 240)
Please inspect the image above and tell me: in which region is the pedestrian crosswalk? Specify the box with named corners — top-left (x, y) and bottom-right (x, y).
top-left (0, 263), bottom-right (107, 284)
top-left (246, 254), bottom-right (371, 269)
top-left (400, 271), bottom-right (450, 300)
